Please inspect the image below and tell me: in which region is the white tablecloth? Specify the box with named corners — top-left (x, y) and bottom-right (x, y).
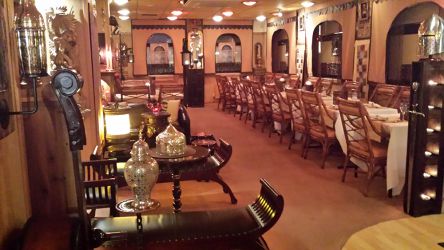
top-left (332, 105), bottom-right (408, 196)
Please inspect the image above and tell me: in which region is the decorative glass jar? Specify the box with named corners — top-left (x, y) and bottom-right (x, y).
top-left (156, 124), bottom-right (186, 156)
top-left (124, 134), bottom-right (159, 210)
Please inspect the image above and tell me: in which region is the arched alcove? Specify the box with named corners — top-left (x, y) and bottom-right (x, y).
top-left (272, 29), bottom-right (289, 73)
top-left (386, 2), bottom-right (443, 84)
top-left (215, 34), bottom-right (241, 73)
top-left (311, 21), bottom-right (342, 78)
top-left (146, 33), bottom-right (174, 74)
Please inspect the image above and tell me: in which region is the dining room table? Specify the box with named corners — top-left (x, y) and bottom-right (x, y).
top-left (321, 96), bottom-right (409, 196)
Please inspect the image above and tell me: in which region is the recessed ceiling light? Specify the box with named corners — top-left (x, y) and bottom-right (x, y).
top-left (117, 9), bottom-right (130, 15)
top-left (222, 10), bottom-right (233, 17)
top-left (119, 15), bottom-right (130, 20)
top-left (242, 1), bottom-right (257, 6)
top-left (171, 10), bottom-right (183, 16)
top-left (256, 15), bottom-right (266, 22)
top-left (114, 0), bottom-right (128, 6)
top-left (301, 1), bottom-right (314, 8)
top-left (167, 16), bottom-right (178, 21)
top-left (213, 15), bottom-right (223, 22)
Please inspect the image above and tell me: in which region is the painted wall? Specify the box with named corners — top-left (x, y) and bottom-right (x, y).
top-left (132, 19), bottom-right (186, 76)
top-left (203, 20), bottom-right (253, 74)
top-left (305, 0), bottom-right (355, 80)
top-left (266, 11), bottom-right (297, 74)
top-left (369, 0), bottom-right (444, 83)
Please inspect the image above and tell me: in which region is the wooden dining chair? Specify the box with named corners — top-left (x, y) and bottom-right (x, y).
top-left (265, 73), bottom-right (275, 84)
top-left (236, 79), bottom-right (249, 120)
top-left (250, 81), bottom-right (272, 132)
top-left (391, 86), bottom-right (410, 110)
top-left (300, 91), bottom-right (337, 168)
top-left (222, 77), bottom-right (236, 113)
top-left (82, 159), bottom-right (119, 217)
top-left (337, 98), bottom-right (388, 196)
top-left (286, 88), bottom-right (307, 154)
top-left (289, 74), bottom-right (302, 89)
top-left (318, 78), bottom-right (334, 96)
top-left (242, 80), bottom-right (256, 124)
top-left (231, 78), bottom-right (243, 118)
top-left (342, 80), bottom-right (362, 98)
top-left (215, 75), bottom-right (226, 110)
top-left (306, 76), bottom-right (321, 90)
top-left (264, 85), bottom-right (291, 143)
top-left (369, 84), bottom-right (399, 107)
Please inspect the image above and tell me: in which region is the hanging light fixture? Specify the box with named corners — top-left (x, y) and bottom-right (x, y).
top-left (167, 16), bottom-right (178, 21)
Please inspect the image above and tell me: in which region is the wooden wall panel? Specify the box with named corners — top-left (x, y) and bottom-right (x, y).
top-left (0, 0), bottom-right (31, 247)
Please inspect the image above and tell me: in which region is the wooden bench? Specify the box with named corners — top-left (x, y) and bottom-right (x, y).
top-left (90, 178), bottom-right (284, 249)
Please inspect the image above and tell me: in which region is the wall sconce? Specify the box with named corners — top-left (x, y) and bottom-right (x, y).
top-left (1, 0), bottom-right (47, 129)
top-left (182, 49), bottom-right (191, 67)
top-left (127, 49), bottom-right (134, 63)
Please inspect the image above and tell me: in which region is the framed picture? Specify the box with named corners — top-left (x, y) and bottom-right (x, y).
top-left (298, 15), bottom-right (305, 31)
top-left (359, 1), bottom-right (369, 20)
top-left (356, 0), bottom-right (372, 40)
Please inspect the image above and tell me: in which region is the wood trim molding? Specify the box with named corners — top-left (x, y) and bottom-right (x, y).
top-left (203, 25), bottom-right (253, 30)
top-left (267, 16), bottom-right (297, 28)
top-left (132, 25), bottom-right (186, 30)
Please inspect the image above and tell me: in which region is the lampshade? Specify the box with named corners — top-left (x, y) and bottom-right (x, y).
top-left (105, 113), bottom-right (131, 139)
top-left (418, 14), bottom-right (444, 57)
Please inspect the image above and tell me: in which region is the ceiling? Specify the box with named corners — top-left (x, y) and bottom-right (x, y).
top-left (109, 0), bottom-right (331, 21)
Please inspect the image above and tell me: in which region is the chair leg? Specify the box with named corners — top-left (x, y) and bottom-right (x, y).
top-left (303, 137), bottom-right (310, 159)
top-left (244, 109), bottom-right (250, 124)
top-left (300, 134), bottom-right (307, 157)
top-left (261, 116), bottom-right (268, 132)
top-left (321, 143), bottom-right (329, 169)
top-left (209, 173), bottom-right (238, 204)
top-left (279, 122), bottom-right (284, 144)
top-left (288, 130), bottom-right (295, 150)
top-left (364, 163), bottom-right (376, 196)
top-left (269, 121), bottom-right (273, 138)
top-left (342, 154), bottom-right (350, 182)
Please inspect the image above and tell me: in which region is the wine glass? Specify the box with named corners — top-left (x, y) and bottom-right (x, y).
top-left (399, 102), bottom-right (408, 121)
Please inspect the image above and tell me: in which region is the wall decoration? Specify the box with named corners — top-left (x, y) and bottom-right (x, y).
top-left (353, 40), bottom-right (370, 86)
top-left (46, 6), bottom-right (80, 72)
top-left (267, 16), bottom-right (297, 28)
top-left (296, 45), bottom-right (305, 76)
top-left (298, 15), bottom-right (305, 31)
top-left (356, 0), bottom-right (372, 39)
top-left (307, 1), bottom-right (355, 17)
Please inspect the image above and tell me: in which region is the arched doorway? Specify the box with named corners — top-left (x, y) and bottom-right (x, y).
top-left (215, 34), bottom-right (241, 73)
top-left (271, 29), bottom-right (289, 73)
top-left (146, 33), bottom-right (174, 74)
top-left (311, 21), bottom-right (342, 78)
top-left (386, 2), bottom-right (442, 84)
